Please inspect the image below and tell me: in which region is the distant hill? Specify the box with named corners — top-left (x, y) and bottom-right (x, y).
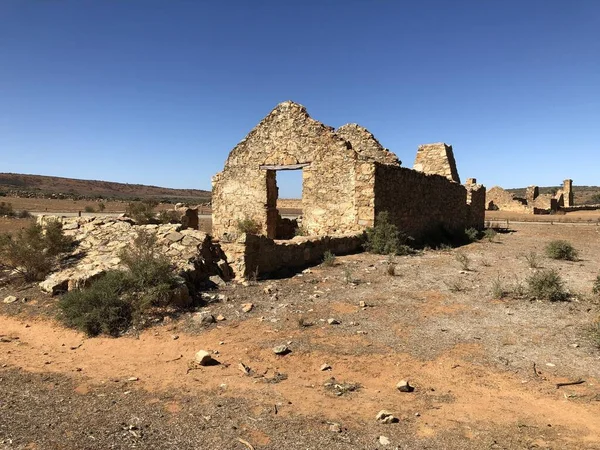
top-left (0, 173), bottom-right (211, 204)
top-left (506, 185), bottom-right (600, 205)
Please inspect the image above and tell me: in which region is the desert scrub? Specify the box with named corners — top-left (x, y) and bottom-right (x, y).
top-left (545, 240), bottom-right (578, 261)
top-left (454, 251), bottom-right (470, 271)
top-left (58, 230), bottom-right (184, 337)
top-left (322, 250), bottom-right (336, 267)
top-left (483, 228), bottom-right (497, 242)
top-left (84, 205), bottom-right (95, 213)
top-left (593, 275), bottom-right (600, 296)
top-left (158, 209), bottom-right (180, 224)
top-left (236, 218), bottom-right (261, 235)
top-left (125, 200), bottom-right (158, 224)
top-left (524, 250), bottom-right (541, 269)
top-left (491, 276), bottom-right (509, 299)
top-left (0, 220), bottom-right (73, 281)
top-left (365, 211), bottom-right (411, 255)
top-left (526, 269), bottom-right (569, 301)
top-left (0, 201), bottom-right (14, 216)
top-left (464, 227), bottom-right (480, 242)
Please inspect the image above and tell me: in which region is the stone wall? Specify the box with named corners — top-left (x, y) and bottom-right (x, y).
top-left (37, 216), bottom-right (230, 294)
top-left (212, 101), bottom-right (362, 240)
top-left (221, 232), bottom-right (365, 278)
top-left (373, 164), bottom-right (481, 241)
top-left (413, 143), bottom-right (461, 183)
top-left (485, 186), bottom-right (530, 213)
top-left (465, 179), bottom-right (486, 229)
top-left (563, 179), bottom-right (574, 207)
top-left (336, 124), bottom-right (401, 166)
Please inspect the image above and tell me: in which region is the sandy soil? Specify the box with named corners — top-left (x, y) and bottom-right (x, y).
top-left (1, 223), bottom-right (600, 449)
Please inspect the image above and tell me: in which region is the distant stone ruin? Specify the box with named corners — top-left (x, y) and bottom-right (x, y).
top-left (212, 101), bottom-right (486, 278)
top-left (486, 179), bottom-right (574, 214)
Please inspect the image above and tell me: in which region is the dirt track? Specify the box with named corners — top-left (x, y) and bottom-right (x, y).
top-left (1, 223), bottom-right (600, 449)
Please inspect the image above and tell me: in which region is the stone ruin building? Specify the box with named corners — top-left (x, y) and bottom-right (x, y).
top-left (486, 179), bottom-right (574, 214)
top-left (212, 101), bottom-right (486, 278)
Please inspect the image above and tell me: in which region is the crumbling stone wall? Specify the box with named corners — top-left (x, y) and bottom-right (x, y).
top-left (212, 101), bottom-right (361, 239)
top-left (413, 143), bottom-right (461, 183)
top-left (222, 232), bottom-right (364, 278)
top-left (465, 179), bottom-right (486, 229)
top-left (486, 186), bottom-right (529, 212)
top-left (563, 179), bottom-right (574, 207)
top-left (336, 124), bottom-right (400, 166)
top-left (373, 165), bottom-right (481, 241)
top-left (37, 216), bottom-right (230, 294)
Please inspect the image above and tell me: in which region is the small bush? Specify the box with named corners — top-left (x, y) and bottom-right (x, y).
top-left (58, 270), bottom-right (132, 337)
top-left (545, 240), bottom-right (578, 261)
top-left (386, 256), bottom-right (396, 276)
top-left (58, 230), bottom-right (182, 337)
top-left (17, 209), bottom-right (32, 219)
top-left (322, 250), bottom-right (336, 267)
top-left (455, 251), bottom-right (470, 271)
top-left (236, 218), bottom-right (261, 235)
top-left (365, 212), bottom-right (409, 255)
top-left (483, 228), bottom-right (497, 242)
top-left (491, 276), bottom-right (509, 299)
top-left (126, 200), bottom-right (158, 224)
top-left (84, 205), bottom-right (95, 213)
top-left (526, 269), bottom-right (569, 301)
top-left (158, 210), bottom-right (181, 224)
top-left (0, 201), bottom-right (14, 217)
top-left (98, 202), bottom-right (106, 212)
top-left (524, 250), bottom-right (541, 269)
top-left (589, 316), bottom-right (600, 347)
top-left (0, 221), bottom-right (73, 281)
top-left (294, 225), bottom-right (308, 236)
top-left (464, 227), bottom-right (480, 242)
top-left (592, 275), bottom-right (600, 296)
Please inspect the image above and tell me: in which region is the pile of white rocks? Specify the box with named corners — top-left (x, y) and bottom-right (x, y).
top-left (37, 216), bottom-right (231, 297)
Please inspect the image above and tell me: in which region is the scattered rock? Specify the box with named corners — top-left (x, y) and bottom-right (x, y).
top-left (216, 314), bottom-right (226, 321)
top-left (193, 311), bottom-right (216, 325)
top-left (242, 303), bottom-right (254, 313)
top-left (194, 350), bottom-right (219, 366)
top-left (209, 275), bottom-right (226, 287)
top-left (376, 410), bottom-right (399, 424)
top-left (127, 377), bottom-right (139, 382)
top-left (273, 345), bottom-right (290, 355)
top-left (327, 318), bottom-right (340, 325)
top-left (3, 296), bottom-right (17, 304)
top-left (358, 300), bottom-right (366, 308)
top-left (320, 363), bottom-right (332, 371)
top-left (171, 335), bottom-right (179, 340)
top-left (329, 423), bottom-right (342, 433)
top-left (165, 231), bottom-right (184, 243)
top-left (378, 435), bottom-right (391, 446)
top-left (396, 380), bottom-right (414, 392)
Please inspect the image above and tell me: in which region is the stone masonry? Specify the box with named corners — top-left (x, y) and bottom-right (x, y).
top-left (37, 216), bottom-right (230, 295)
top-left (212, 101), bottom-right (485, 249)
top-left (413, 143), bottom-right (461, 183)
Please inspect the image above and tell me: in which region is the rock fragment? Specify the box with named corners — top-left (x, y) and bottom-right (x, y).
top-left (396, 380), bottom-right (414, 392)
top-left (194, 350), bottom-right (219, 366)
top-left (273, 345), bottom-right (290, 355)
top-left (376, 410), bottom-right (399, 424)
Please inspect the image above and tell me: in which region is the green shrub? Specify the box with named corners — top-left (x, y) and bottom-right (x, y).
top-left (483, 228), bottom-right (497, 242)
top-left (17, 209), bottom-right (32, 219)
top-left (0, 221), bottom-right (73, 281)
top-left (58, 270), bottom-right (132, 337)
top-left (491, 276), bottom-right (508, 299)
top-left (524, 250), bottom-right (541, 269)
top-left (464, 227), bottom-right (480, 242)
top-left (58, 230), bottom-right (182, 337)
top-left (322, 250), bottom-right (336, 267)
top-left (125, 200), bottom-right (158, 224)
top-left (158, 210), bottom-right (181, 224)
top-left (365, 212), bottom-right (409, 255)
top-left (526, 269), bottom-right (569, 301)
top-left (0, 201), bottom-right (14, 217)
top-left (84, 205), bottom-right (95, 213)
top-left (545, 240), bottom-right (578, 261)
top-left (455, 251), bottom-right (470, 271)
top-left (98, 202), bottom-right (106, 212)
top-left (592, 275), bottom-right (600, 296)
top-left (236, 218), bottom-right (261, 235)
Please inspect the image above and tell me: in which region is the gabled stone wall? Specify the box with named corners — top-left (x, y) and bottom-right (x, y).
top-left (336, 124), bottom-right (401, 166)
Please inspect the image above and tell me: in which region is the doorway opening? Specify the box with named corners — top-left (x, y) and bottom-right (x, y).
top-left (262, 163), bottom-right (307, 240)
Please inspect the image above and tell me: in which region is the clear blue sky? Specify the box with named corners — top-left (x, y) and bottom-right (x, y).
top-left (1, 0), bottom-right (598, 197)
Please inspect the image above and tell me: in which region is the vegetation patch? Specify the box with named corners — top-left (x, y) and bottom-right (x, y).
top-left (365, 211), bottom-right (411, 255)
top-left (0, 221), bottom-right (73, 281)
top-left (125, 200), bottom-right (159, 224)
top-left (236, 218), bottom-right (261, 235)
top-left (545, 240), bottom-right (578, 261)
top-left (526, 269), bottom-right (569, 301)
top-left (58, 230), bottom-right (185, 337)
